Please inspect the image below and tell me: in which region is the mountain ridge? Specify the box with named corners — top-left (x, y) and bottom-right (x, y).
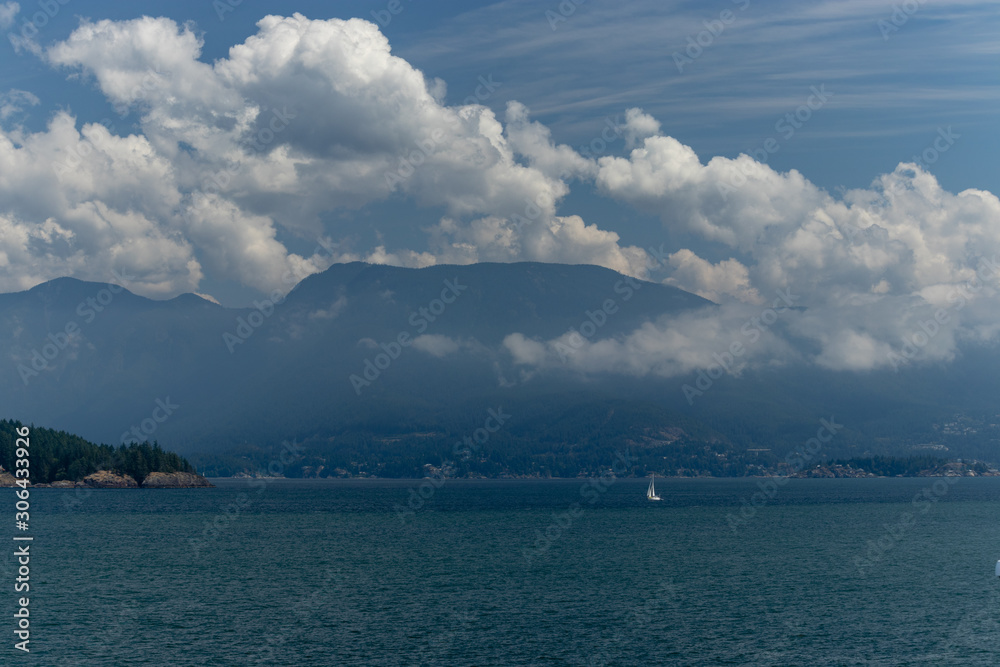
top-left (0, 261), bottom-right (998, 475)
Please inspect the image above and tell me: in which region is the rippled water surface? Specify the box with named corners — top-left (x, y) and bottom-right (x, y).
top-left (13, 477), bottom-right (1000, 665)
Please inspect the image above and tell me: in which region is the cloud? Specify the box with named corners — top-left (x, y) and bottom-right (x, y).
top-left (193, 292), bottom-right (221, 305)
top-left (596, 115), bottom-right (1000, 315)
top-left (423, 213), bottom-right (651, 278)
top-left (0, 2), bottom-right (18, 30)
top-left (503, 333), bottom-right (548, 366)
top-left (504, 101), bottom-right (595, 180)
top-left (504, 303), bottom-right (798, 378)
top-left (0, 13), bottom-right (649, 297)
top-left (412, 334), bottom-right (461, 358)
top-left (662, 249), bottom-right (760, 304)
top-left (621, 108), bottom-right (661, 150)
top-left (505, 111), bottom-right (1000, 376)
top-left (0, 112), bottom-right (202, 296)
top-left (0, 89), bottom-right (38, 120)
top-left (2, 11), bottom-right (999, 380)
top-left (308, 295), bottom-right (347, 320)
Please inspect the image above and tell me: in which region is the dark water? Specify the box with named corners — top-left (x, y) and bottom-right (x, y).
top-left (10, 477), bottom-right (1000, 665)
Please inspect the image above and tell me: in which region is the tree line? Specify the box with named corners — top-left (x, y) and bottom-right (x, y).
top-left (0, 419), bottom-right (194, 483)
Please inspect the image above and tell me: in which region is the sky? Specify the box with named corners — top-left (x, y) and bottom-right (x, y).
top-left (0, 0), bottom-right (998, 375)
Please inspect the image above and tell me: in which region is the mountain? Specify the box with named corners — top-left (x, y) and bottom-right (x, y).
top-left (0, 263), bottom-right (708, 461)
top-left (1, 262), bottom-right (998, 477)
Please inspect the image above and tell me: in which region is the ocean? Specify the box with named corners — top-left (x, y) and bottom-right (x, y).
top-left (12, 477), bottom-right (1000, 665)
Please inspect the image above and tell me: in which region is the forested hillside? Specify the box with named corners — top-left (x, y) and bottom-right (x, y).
top-left (0, 420), bottom-right (194, 483)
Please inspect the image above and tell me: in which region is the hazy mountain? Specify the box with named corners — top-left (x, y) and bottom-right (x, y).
top-left (1, 262), bottom-right (998, 475)
top-left (0, 262), bottom-right (703, 446)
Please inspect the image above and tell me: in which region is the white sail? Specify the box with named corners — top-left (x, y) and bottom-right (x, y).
top-left (646, 474), bottom-right (660, 500)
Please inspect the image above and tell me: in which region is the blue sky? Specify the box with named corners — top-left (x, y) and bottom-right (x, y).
top-left (0, 0), bottom-right (999, 373)
top-left (6, 0), bottom-right (995, 194)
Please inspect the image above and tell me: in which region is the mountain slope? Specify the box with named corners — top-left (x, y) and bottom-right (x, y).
top-left (1, 262), bottom-right (998, 472)
top-left (0, 263), bottom-right (710, 452)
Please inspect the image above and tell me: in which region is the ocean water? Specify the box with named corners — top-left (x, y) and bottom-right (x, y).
top-left (11, 477), bottom-right (1000, 665)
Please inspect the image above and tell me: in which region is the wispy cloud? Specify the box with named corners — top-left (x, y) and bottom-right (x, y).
top-left (0, 2), bottom-right (18, 30)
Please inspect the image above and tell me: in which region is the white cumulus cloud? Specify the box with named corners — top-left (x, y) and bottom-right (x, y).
top-left (0, 13), bottom-right (651, 297)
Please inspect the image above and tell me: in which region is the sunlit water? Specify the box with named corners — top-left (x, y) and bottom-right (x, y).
top-left (12, 477), bottom-right (1000, 665)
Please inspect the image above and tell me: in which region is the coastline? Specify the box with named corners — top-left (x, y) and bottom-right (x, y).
top-left (0, 470), bottom-right (215, 488)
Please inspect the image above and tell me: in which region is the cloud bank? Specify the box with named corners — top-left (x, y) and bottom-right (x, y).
top-left (0, 13), bottom-right (998, 376)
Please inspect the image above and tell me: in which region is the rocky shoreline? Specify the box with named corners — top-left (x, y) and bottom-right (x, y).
top-left (0, 470), bottom-right (214, 488)
top-left (140, 471), bottom-right (215, 488)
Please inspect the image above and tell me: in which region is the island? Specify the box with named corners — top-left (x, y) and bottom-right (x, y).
top-left (0, 419), bottom-right (213, 488)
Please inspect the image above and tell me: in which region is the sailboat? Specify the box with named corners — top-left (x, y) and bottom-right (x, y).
top-left (646, 473), bottom-right (661, 501)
